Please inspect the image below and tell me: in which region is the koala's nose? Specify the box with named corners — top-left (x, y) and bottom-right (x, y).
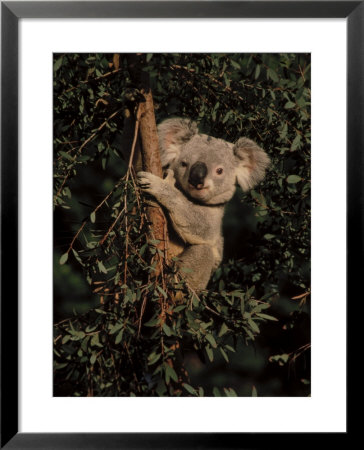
top-left (188, 161), bottom-right (208, 188)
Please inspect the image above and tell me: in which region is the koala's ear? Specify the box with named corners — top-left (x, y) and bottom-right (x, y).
top-left (234, 138), bottom-right (270, 191)
top-left (157, 118), bottom-right (198, 167)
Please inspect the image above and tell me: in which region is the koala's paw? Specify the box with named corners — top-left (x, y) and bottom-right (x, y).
top-left (136, 171), bottom-right (164, 196)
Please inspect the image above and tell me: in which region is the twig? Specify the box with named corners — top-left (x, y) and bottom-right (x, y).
top-left (65, 176), bottom-right (124, 255)
top-left (126, 105), bottom-right (142, 181)
top-left (60, 68), bottom-right (122, 96)
top-left (289, 343), bottom-right (311, 364)
top-left (65, 220), bottom-right (87, 255)
top-left (98, 207), bottom-right (126, 246)
top-left (54, 108), bottom-right (122, 201)
top-left (291, 291), bottom-right (310, 300)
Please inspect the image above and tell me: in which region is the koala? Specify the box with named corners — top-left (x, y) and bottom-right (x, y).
top-left (137, 118), bottom-right (270, 291)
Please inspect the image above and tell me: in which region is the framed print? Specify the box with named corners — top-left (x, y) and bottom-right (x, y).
top-left (1, 1), bottom-right (359, 448)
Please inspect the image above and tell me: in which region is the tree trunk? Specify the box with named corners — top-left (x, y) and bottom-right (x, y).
top-left (125, 54), bottom-right (169, 264)
top-left (138, 91), bottom-right (163, 178)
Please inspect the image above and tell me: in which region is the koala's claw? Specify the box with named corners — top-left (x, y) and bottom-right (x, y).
top-left (136, 171), bottom-right (151, 188)
top-left (136, 171), bottom-right (164, 194)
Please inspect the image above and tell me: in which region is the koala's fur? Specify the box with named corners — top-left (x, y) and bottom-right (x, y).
top-left (137, 118), bottom-right (270, 290)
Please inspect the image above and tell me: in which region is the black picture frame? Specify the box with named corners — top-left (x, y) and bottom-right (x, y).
top-left (1, 1), bottom-right (359, 448)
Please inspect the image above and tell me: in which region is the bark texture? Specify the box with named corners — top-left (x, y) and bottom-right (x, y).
top-left (125, 54), bottom-right (169, 263)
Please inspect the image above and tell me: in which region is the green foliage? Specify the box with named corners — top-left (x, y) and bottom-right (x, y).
top-left (54, 283), bottom-right (274, 396)
top-left (54, 53), bottom-right (310, 396)
top-left (53, 176), bottom-right (276, 396)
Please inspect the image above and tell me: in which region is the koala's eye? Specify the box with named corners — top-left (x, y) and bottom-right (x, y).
top-left (216, 168), bottom-right (224, 175)
top-left (181, 161), bottom-right (188, 167)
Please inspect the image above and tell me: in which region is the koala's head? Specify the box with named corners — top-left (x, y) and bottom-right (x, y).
top-left (158, 118), bottom-right (270, 205)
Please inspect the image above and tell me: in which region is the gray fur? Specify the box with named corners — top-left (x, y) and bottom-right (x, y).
top-left (137, 118), bottom-right (270, 290)
top-left (157, 118), bottom-right (198, 167)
